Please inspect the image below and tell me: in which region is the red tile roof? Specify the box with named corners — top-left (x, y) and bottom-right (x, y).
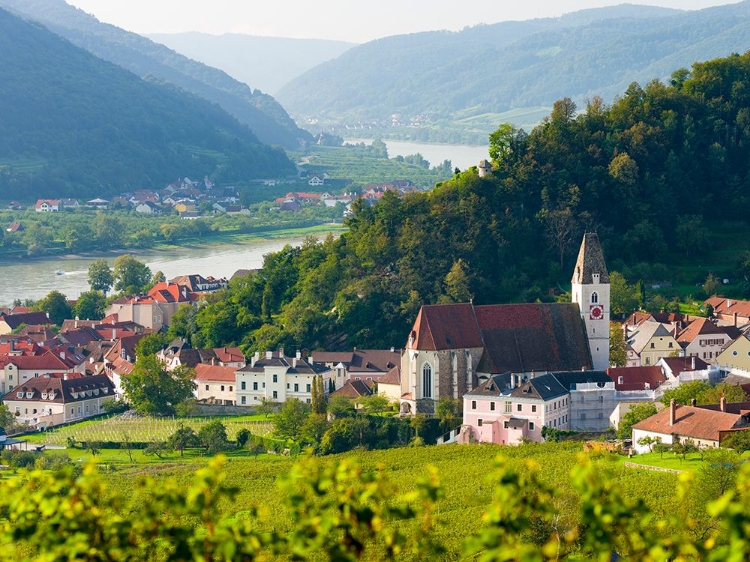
top-left (606, 366), bottom-right (666, 391)
top-left (676, 317), bottom-right (726, 344)
top-left (194, 364), bottom-right (237, 383)
top-left (633, 403), bottom-right (746, 442)
top-left (407, 303), bottom-right (483, 351)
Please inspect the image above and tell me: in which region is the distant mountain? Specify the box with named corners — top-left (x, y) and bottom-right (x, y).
top-left (0, 8), bottom-right (295, 200)
top-left (275, 2), bottom-right (750, 143)
top-left (147, 32), bottom-right (354, 95)
top-left (0, 0), bottom-right (312, 149)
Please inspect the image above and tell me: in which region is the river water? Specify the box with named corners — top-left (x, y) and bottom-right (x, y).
top-left (0, 237), bottom-right (307, 307)
top-left (344, 139), bottom-right (488, 172)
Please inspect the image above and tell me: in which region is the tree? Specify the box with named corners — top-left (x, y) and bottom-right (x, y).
top-left (73, 291), bottom-right (106, 320)
top-left (543, 208), bottom-right (580, 269)
top-left (36, 290), bottom-right (72, 326)
top-left (609, 322), bottom-right (627, 367)
top-left (439, 259), bottom-right (472, 304)
top-left (410, 414), bottom-right (428, 439)
top-left (87, 259), bottom-right (114, 295)
top-left (300, 413), bottom-right (329, 447)
top-left (311, 375), bottom-right (326, 415)
top-left (328, 395), bottom-right (355, 418)
top-left (198, 421), bottom-right (229, 455)
top-left (0, 404), bottom-right (16, 432)
top-left (121, 355), bottom-right (196, 416)
top-left (167, 423), bottom-right (200, 457)
top-left (672, 439), bottom-right (698, 461)
top-left (274, 398), bottom-right (311, 442)
top-left (703, 273), bottom-right (721, 297)
top-left (618, 402), bottom-right (657, 439)
top-left (134, 332), bottom-right (170, 359)
top-left (151, 271), bottom-right (166, 285)
top-left (489, 122), bottom-right (516, 165)
top-left (357, 394), bottom-right (390, 416)
top-left (609, 271), bottom-right (640, 318)
top-left (436, 397), bottom-right (462, 430)
top-left (721, 429), bottom-right (750, 454)
top-left (113, 254), bottom-right (151, 294)
top-left (256, 397), bottom-right (277, 418)
top-left (143, 441), bottom-right (170, 459)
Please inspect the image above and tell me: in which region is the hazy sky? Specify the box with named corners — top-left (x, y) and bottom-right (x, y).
top-left (66, 0), bottom-right (741, 43)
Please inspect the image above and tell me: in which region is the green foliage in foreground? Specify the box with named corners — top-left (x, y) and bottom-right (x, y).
top-left (2, 446), bottom-right (750, 561)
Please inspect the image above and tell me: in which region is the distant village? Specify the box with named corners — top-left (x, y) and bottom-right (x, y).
top-left (3, 232), bottom-right (750, 452)
top-left (13, 174), bottom-right (422, 222)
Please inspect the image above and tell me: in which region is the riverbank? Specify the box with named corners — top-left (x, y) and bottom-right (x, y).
top-left (0, 222), bottom-right (348, 265)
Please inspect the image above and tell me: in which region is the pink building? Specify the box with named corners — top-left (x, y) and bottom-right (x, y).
top-left (460, 373), bottom-right (571, 445)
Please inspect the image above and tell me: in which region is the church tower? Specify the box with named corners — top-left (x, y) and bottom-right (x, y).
top-left (571, 233), bottom-right (610, 371)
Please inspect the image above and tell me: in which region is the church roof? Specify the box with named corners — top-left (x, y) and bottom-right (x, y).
top-left (571, 232), bottom-right (609, 284)
top-left (407, 303), bottom-right (483, 351)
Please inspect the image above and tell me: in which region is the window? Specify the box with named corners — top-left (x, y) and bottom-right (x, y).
top-left (294, 383), bottom-right (299, 392)
top-left (306, 399), bottom-right (311, 404)
top-left (287, 383), bottom-right (290, 389)
top-left (645, 357), bottom-right (651, 365)
top-left (422, 363), bottom-right (432, 399)
top-left (205, 385), bottom-right (209, 391)
top-left (306, 384), bottom-right (311, 392)
top-left (478, 419), bottom-right (483, 427)
top-left (517, 404), bottom-right (522, 412)
top-left (668, 342), bottom-right (673, 348)
top-left (734, 351), bottom-right (738, 356)
top-left (221, 385), bottom-right (225, 392)
top-left (241, 381), bottom-right (246, 390)
top-left (650, 343), bottom-right (655, 349)
top-left (591, 292), bottom-right (598, 304)
top-left (253, 382), bottom-right (258, 391)
top-left (490, 402), bottom-right (495, 411)
top-left (241, 396), bottom-right (246, 405)
top-left (531, 405), bottom-right (537, 413)
top-left (272, 391), bottom-right (278, 399)
top-left (471, 400), bottom-right (477, 410)
top-left (581, 413), bottom-right (586, 420)
top-left (272, 374), bottom-right (278, 383)
top-left (229, 386), bottom-right (233, 392)
top-left (529, 422), bottom-right (535, 431)
top-left (505, 401), bottom-right (512, 413)
top-left (503, 421), bottom-right (509, 429)
top-left (599, 395), bottom-right (603, 402)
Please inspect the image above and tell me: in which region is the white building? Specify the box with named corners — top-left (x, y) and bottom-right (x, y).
top-left (235, 350), bottom-right (332, 406)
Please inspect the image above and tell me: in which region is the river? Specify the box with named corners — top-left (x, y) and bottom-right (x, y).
top-left (344, 139), bottom-right (488, 172)
top-left (0, 237), bottom-right (307, 307)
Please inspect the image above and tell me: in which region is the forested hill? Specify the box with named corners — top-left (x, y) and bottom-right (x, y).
top-left (146, 32), bottom-right (355, 96)
top-left (276, 2), bottom-right (750, 142)
top-left (183, 52), bottom-right (750, 354)
top-left (0, 0), bottom-right (311, 149)
top-left (0, 8), bottom-right (295, 200)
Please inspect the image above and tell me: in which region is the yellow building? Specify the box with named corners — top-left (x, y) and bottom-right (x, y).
top-left (716, 334), bottom-right (750, 372)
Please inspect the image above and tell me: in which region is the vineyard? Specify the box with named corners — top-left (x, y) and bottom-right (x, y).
top-left (35, 414), bottom-right (274, 446)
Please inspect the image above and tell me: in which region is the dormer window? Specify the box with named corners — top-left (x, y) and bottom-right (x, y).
top-left (16, 391), bottom-right (23, 399)
top-left (102, 388), bottom-right (108, 394)
top-left (94, 389), bottom-right (99, 396)
top-left (41, 392), bottom-right (48, 400)
top-left (25, 392), bottom-right (33, 399)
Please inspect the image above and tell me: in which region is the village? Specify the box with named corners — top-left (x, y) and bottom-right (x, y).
top-left (1, 232), bottom-right (750, 456)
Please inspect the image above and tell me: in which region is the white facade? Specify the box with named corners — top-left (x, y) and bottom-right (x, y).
top-left (235, 353), bottom-right (332, 406)
top-left (572, 273), bottom-right (610, 371)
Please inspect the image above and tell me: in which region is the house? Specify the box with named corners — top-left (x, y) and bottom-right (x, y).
top-left (310, 349), bottom-right (400, 390)
top-left (169, 274), bottom-right (228, 294)
top-left (235, 350), bottom-right (332, 406)
top-left (180, 211), bottom-right (200, 220)
top-left (676, 317), bottom-right (733, 363)
top-left (194, 364), bottom-right (238, 405)
top-left (632, 399), bottom-right (750, 453)
top-left (6, 222), bottom-right (22, 233)
top-left (378, 366), bottom-right (402, 403)
top-left (623, 311), bottom-right (687, 338)
top-left (60, 198), bottom-right (80, 208)
top-left (656, 356), bottom-right (713, 384)
top-left (625, 322), bottom-right (680, 366)
top-left (330, 379), bottom-right (374, 400)
top-left (105, 283), bottom-right (196, 330)
top-left (2, 374), bottom-right (114, 429)
top-left (86, 198), bottom-right (110, 209)
top-left (460, 373), bottom-right (570, 445)
top-left (35, 199), bottom-right (62, 212)
top-left (716, 333), bottom-right (750, 373)
top-left (0, 312), bottom-right (54, 335)
top-left (0, 351), bottom-right (78, 393)
top-left (308, 175), bottom-right (325, 186)
top-left (135, 201), bottom-right (162, 215)
top-left (706, 297), bottom-right (750, 329)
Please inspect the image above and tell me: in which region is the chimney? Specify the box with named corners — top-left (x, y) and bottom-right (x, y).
top-left (63, 373), bottom-right (68, 381)
top-left (296, 350), bottom-right (301, 360)
top-left (691, 356), bottom-right (695, 370)
top-left (279, 346), bottom-right (284, 358)
top-left (293, 357), bottom-right (297, 368)
top-left (60, 351), bottom-right (65, 361)
top-left (391, 346), bottom-right (395, 353)
top-left (720, 397), bottom-right (726, 413)
top-left (112, 328), bottom-right (116, 340)
top-left (734, 312), bottom-right (738, 328)
top-left (669, 399), bottom-right (676, 426)
top-left (265, 350), bottom-right (272, 359)
top-left (690, 398), bottom-right (696, 407)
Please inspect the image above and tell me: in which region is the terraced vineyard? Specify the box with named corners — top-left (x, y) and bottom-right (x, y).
top-left (34, 414), bottom-right (274, 446)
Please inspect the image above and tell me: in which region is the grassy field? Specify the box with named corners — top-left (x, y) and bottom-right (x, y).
top-left (27, 414), bottom-right (274, 446)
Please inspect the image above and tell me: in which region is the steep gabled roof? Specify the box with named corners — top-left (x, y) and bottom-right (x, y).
top-left (407, 303), bottom-right (483, 351)
top-left (676, 317), bottom-right (726, 344)
top-left (379, 365), bottom-right (401, 385)
top-left (627, 322), bottom-right (675, 354)
top-left (331, 379), bottom-right (373, 399)
top-left (606, 366), bottom-right (666, 391)
top-left (571, 233), bottom-right (609, 284)
top-left (475, 303), bottom-right (592, 374)
top-left (0, 312), bottom-right (53, 329)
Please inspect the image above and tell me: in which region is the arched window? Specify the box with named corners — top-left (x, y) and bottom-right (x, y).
top-left (591, 292), bottom-right (599, 304)
top-left (422, 363), bottom-right (433, 399)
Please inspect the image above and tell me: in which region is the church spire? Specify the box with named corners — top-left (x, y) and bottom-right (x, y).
top-left (572, 232), bottom-right (609, 285)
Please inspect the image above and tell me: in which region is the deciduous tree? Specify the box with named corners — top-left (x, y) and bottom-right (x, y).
top-left (122, 355), bottom-right (195, 416)
top-left (113, 254), bottom-right (151, 294)
top-left (87, 259), bottom-right (113, 294)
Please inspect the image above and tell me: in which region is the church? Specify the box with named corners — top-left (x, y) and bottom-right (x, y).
top-left (399, 233), bottom-right (610, 416)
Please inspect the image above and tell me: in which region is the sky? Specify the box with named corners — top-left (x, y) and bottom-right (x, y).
top-left (66, 0), bottom-right (742, 43)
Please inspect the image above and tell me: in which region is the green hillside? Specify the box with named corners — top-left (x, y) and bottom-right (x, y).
top-left (277, 2), bottom-right (750, 143)
top-left (0, 8), bottom-right (294, 200)
top-left (0, 0), bottom-right (311, 149)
